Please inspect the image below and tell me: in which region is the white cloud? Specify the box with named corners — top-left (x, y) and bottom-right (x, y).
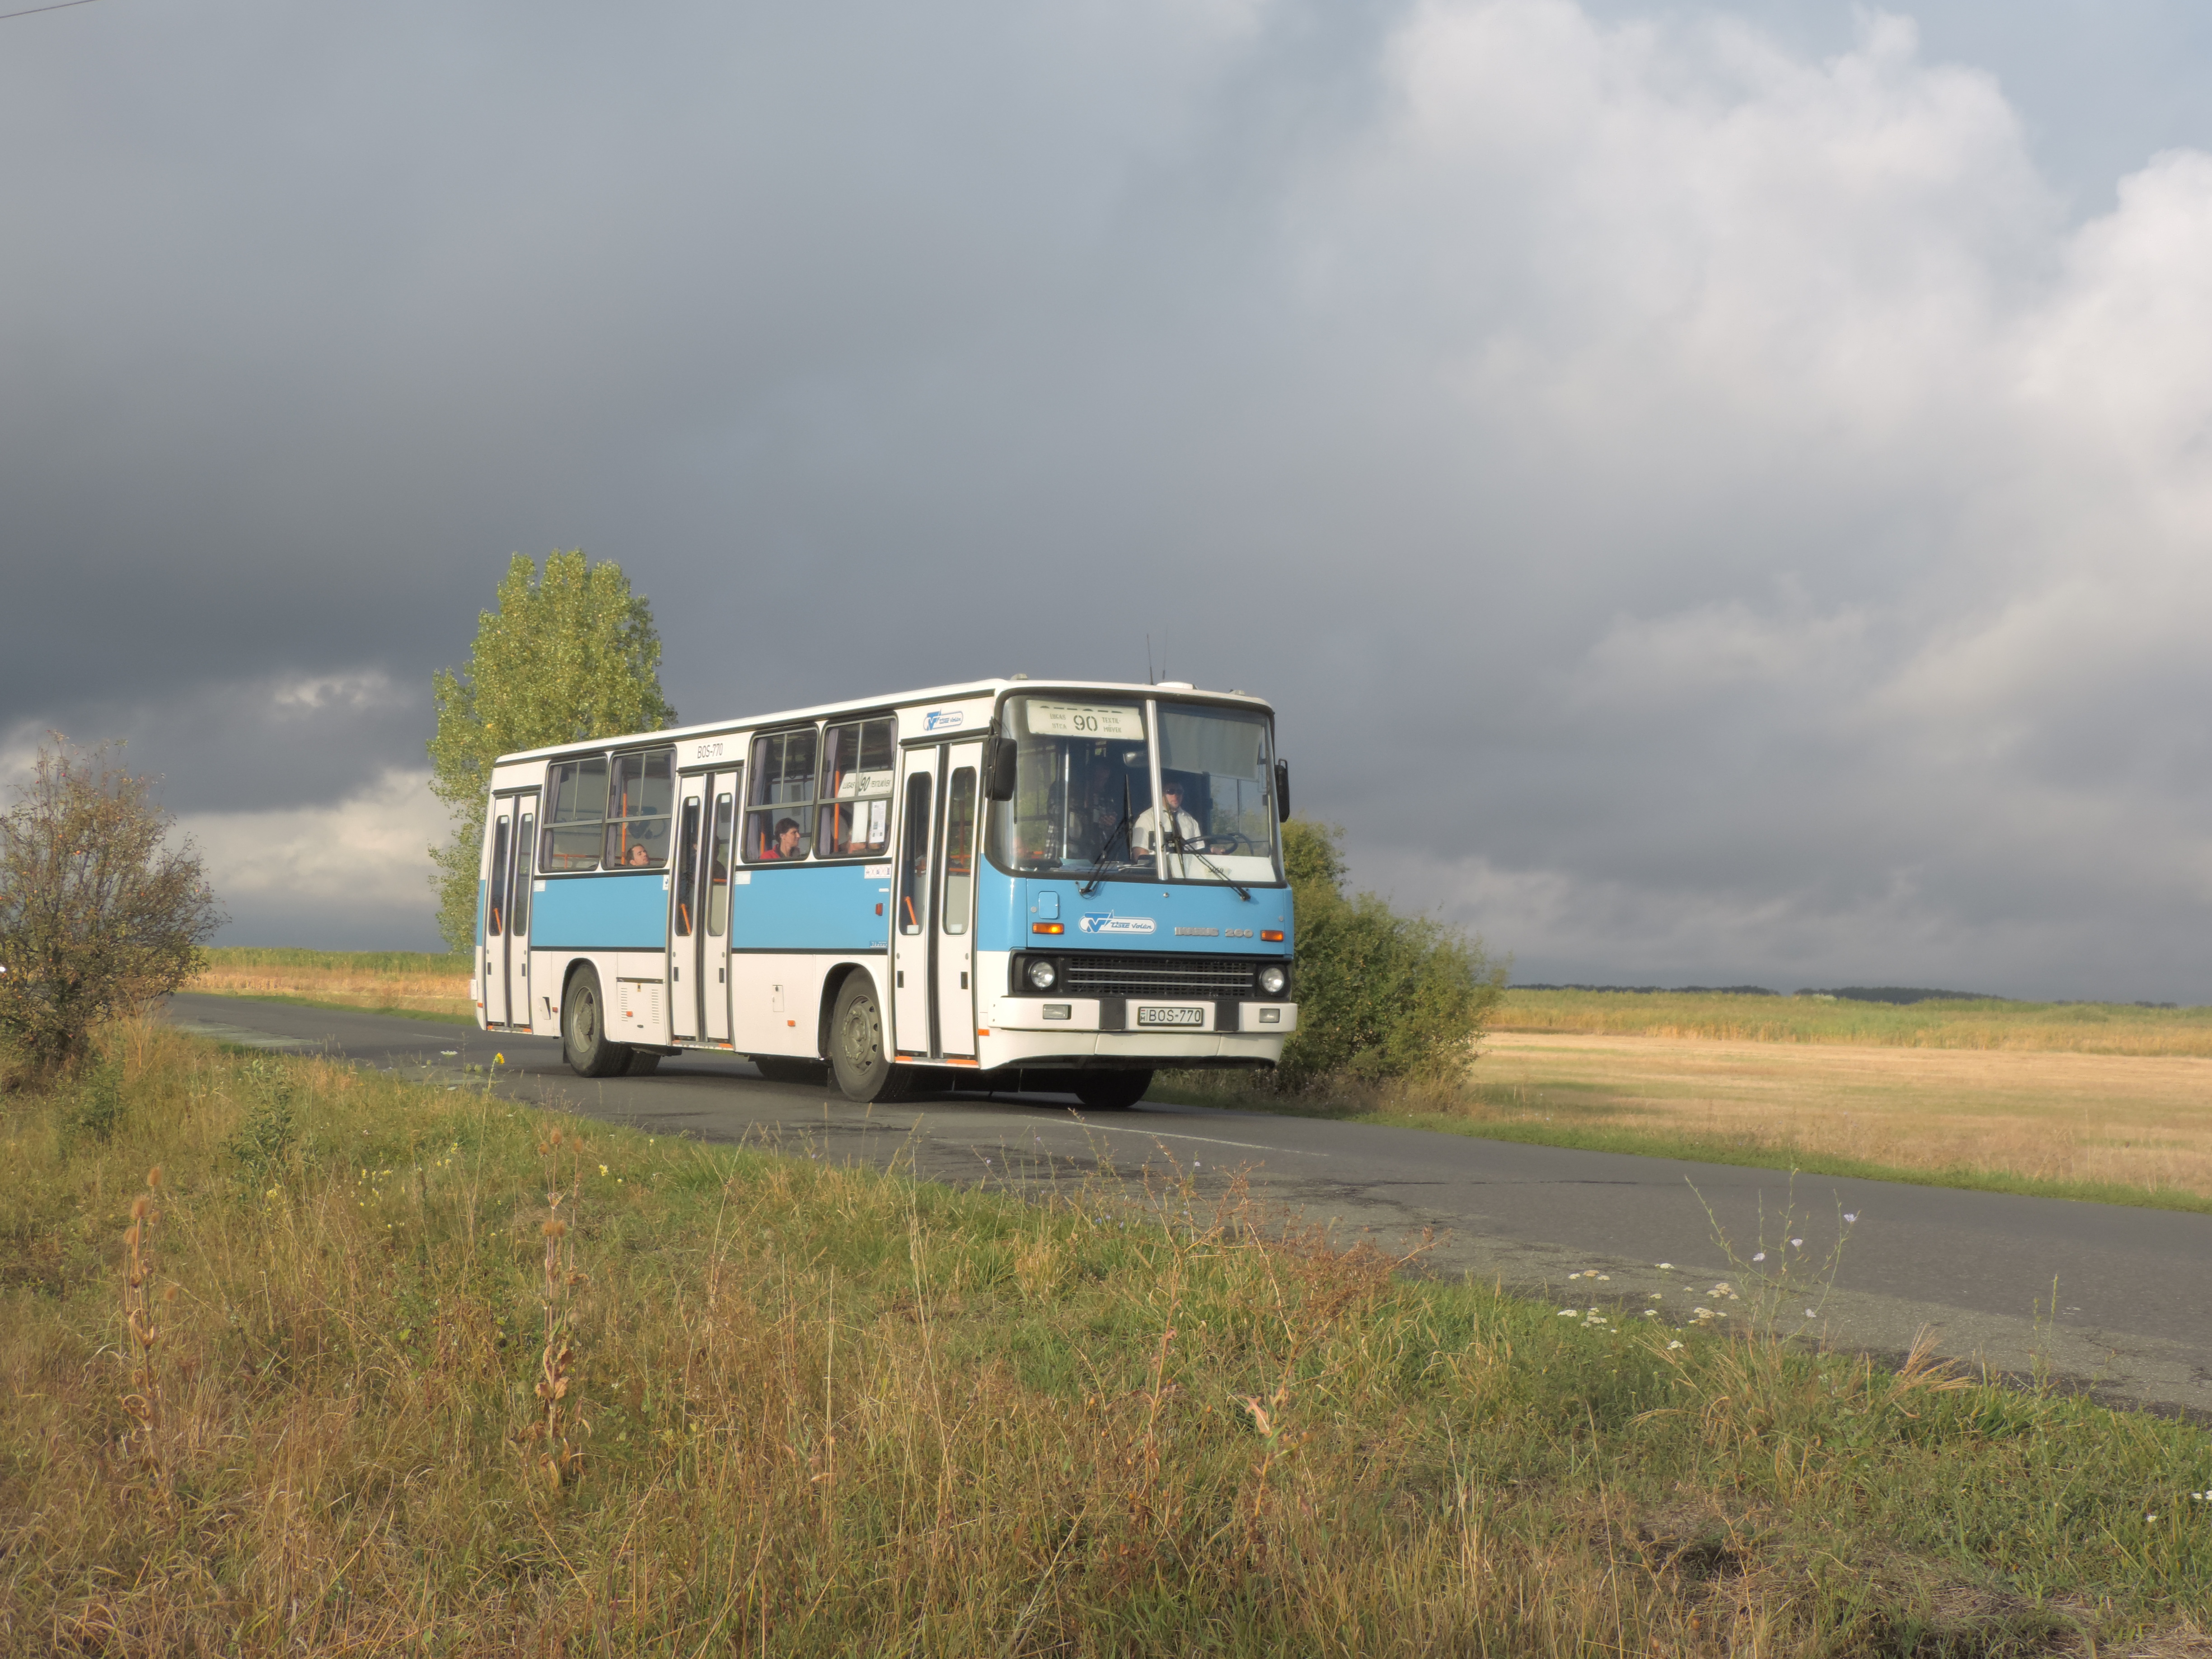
top-left (1261, 3), bottom-right (2212, 994)
top-left (178, 767), bottom-right (444, 927)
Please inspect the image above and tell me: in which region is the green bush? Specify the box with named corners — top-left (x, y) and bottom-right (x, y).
top-left (55, 1055), bottom-right (126, 1155)
top-left (1275, 820), bottom-right (1505, 1090)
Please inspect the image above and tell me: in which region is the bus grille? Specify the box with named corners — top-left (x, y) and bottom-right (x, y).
top-left (1060, 953), bottom-right (1266, 1000)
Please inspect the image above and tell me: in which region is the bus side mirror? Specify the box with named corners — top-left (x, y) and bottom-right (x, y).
top-left (985, 736), bottom-right (1017, 801)
top-left (1273, 759), bottom-right (1291, 821)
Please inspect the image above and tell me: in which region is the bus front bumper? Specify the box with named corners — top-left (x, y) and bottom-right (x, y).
top-left (983, 997), bottom-right (1296, 1036)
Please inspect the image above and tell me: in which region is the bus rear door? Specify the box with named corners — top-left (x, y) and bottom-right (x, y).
top-left (506, 794), bottom-right (536, 1028)
top-left (481, 805), bottom-right (512, 1026)
top-left (482, 795), bottom-right (537, 1029)
top-left (669, 776), bottom-right (707, 1040)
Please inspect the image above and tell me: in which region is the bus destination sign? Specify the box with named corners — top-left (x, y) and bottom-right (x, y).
top-left (1026, 702), bottom-right (1143, 740)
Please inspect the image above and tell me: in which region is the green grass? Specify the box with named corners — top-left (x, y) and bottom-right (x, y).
top-left (183, 988), bottom-right (478, 1026)
top-left (2, 1022), bottom-right (2207, 1654)
top-left (199, 946), bottom-right (474, 975)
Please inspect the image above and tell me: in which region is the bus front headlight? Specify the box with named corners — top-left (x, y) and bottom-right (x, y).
top-left (1256, 964), bottom-right (1288, 998)
top-left (1026, 959), bottom-right (1059, 992)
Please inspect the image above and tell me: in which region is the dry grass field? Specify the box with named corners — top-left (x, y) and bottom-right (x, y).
top-left (188, 947), bottom-right (474, 1022)
top-left (1496, 988), bottom-right (2212, 1055)
top-left (1465, 1030), bottom-right (2212, 1204)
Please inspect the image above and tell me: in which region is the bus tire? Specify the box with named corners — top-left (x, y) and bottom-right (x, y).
top-left (1074, 1069), bottom-right (1152, 1111)
top-left (562, 967), bottom-right (630, 1079)
top-left (830, 974), bottom-right (912, 1103)
top-left (753, 1056), bottom-right (830, 1086)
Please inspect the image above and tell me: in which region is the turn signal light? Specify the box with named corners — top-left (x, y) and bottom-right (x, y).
top-left (1033, 921), bottom-right (1064, 934)
top-left (1261, 929), bottom-right (1284, 942)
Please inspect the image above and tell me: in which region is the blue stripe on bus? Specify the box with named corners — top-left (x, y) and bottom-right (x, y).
top-left (530, 873), bottom-right (670, 950)
top-left (728, 864), bottom-right (892, 954)
top-left (980, 877), bottom-right (1296, 954)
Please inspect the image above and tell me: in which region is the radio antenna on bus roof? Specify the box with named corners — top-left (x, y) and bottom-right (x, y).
top-left (1145, 633), bottom-right (1155, 685)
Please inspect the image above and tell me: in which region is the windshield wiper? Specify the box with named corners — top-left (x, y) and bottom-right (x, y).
top-left (1169, 819), bottom-right (1251, 902)
top-left (1078, 776), bottom-right (1135, 897)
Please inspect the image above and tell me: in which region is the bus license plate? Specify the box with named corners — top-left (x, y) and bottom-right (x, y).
top-left (1137, 1006), bottom-right (1205, 1028)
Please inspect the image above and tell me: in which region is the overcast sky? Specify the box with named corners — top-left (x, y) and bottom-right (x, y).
top-left (6, 0), bottom-right (2211, 1000)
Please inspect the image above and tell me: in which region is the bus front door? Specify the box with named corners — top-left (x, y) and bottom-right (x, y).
top-left (482, 793), bottom-right (538, 1031)
top-left (890, 740), bottom-right (984, 1060)
top-left (934, 743), bottom-right (982, 1058)
top-left (890, 745), bottom-right (940, 1056)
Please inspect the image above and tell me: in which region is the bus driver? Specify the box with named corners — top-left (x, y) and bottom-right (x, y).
top-left (1130, 779), bottom-right (1204, 857)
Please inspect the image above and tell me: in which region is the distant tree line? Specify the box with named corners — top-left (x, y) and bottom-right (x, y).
top-left (1513, 984), bottom-right (2010, 1005)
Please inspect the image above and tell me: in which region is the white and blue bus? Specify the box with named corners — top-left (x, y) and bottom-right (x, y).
top-left (473, 678), bottom-right (1298, 1106)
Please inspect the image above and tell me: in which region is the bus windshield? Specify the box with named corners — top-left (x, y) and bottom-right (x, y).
top-left (986, 695), bottom-right (1281, 886)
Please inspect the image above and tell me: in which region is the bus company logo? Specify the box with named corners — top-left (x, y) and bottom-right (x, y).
top-left (922, 708), bottom-right (965, 731)
top-left (1080, 913), bottom-right (1156, 934)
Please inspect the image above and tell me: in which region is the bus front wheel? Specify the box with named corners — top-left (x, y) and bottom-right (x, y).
top-left (562, 967), bottom-right (630, 1079)
top-left (830, 975), bottom-right (913, 1103)
top-left (1074, 1069), bottom-right (1152, 1111)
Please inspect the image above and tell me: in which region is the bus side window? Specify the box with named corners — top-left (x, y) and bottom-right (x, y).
top-left (707, 792), bottom-right (734, 936)
top-left (745, 727), bottom-right (819, 862)
top-left (899, 773), bottom-right (932, 935)
top-left (543, 757), bottom-right (609, 872)
top-left (818, 716), bottom-right (896, 857)
top-left (673, 797), bottom-right (702, 937)
top-left (942, 769), bottom-right (975, 936)
top-left (512, 812), bottom-right (534, 934)
top-left (487, 814), bottom-right (511, 937)
top-left (604, 748), bottom-right (676, 868)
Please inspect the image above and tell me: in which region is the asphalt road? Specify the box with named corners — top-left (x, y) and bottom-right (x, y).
top-left (164, 992), bottom-right (2212, 1418)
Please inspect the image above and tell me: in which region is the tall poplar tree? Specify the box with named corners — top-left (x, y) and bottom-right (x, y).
top-left (427, 552), bottom-right (677, 951)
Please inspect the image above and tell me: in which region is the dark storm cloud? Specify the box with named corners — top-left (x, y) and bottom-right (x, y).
top-left (6, 0), bottom-right (2212, 989)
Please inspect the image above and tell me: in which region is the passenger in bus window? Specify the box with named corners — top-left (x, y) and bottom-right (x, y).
top-left (767, 818), bottom-right (805, 860)
top-left (625, 843), bottom-right (652, 867)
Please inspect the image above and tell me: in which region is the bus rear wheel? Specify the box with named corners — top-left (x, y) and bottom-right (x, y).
top-left (1074, 1069), bottom-right (1152, 1111)
top-left (562, 967), bottom-right (630, 1078)
top-left (830, 975), bottom-right (913, 1103)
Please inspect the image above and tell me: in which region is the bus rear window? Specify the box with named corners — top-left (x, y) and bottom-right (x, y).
top-left (542, 757), bottom-right (609, 872)
top-left (604, 748), bottom-right (675, 868)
